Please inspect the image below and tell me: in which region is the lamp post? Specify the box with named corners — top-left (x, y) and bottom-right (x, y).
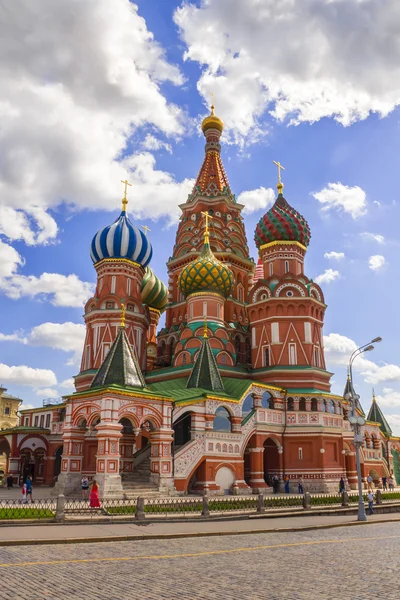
top-left (344, 336), bottom-right (382, 522)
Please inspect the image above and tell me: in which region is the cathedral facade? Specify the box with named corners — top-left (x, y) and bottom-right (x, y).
top-left (1, 106), bottom-right (398, 495)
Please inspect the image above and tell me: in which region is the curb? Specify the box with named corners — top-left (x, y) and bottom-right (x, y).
top-left (2, 516), bottom-right (400, 547)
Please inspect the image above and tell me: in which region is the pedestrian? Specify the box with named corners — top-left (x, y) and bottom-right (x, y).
top-left (389, 476), bottom-right (395, 491)
top-left (272, 474), bottom-right (279, 494)
top-left (367, 474), bottom-right (373, 491)
top-left (367, 490), bottom-right (374, 515)
top-left (284, 475), bottom-right (290, 494)
top-left (298, 477), bottom-right (304, 494)
top-left (89, 480), bottom-right (101, 508)
top-left (339, 477), bottom-right (345, 494)
top-left (382, 476), bottom-right (387, 491)
top-left (81, 475), bottom-right (89, 499)
top-left (25, 475), bottom-right (33, 503)
top-left (6, 474), bottom-right (13, 489)
top-left (21, 482), bottom-right (27, 504)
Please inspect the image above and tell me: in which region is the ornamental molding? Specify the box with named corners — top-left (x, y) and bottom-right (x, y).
top-left (252, 286), bottom-right (271, 303)
top-left (174, 434), bottom-right (206, 477)
top-left (275, 282), bottom-right (306, 297)
top-left (309, 286), bottom-right (322, 301)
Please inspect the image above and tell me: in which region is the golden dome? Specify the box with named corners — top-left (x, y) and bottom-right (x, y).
top-left (201, 103), bottom-right (224, 134)
top-left (178, 242), bottom-right (234, 298)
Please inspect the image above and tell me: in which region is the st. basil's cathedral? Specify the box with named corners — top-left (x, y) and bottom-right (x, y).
top-left (1, 105), bottom-right (399, 496)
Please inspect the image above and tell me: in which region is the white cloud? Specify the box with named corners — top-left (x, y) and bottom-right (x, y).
top-left (0, 0), bottom-right (185, 243)
top-left (0, 272), bottom-right (94, 308)
top-left (360, 232), bottom-right (385, 244)
top-left (368, 255), bottom-right (386, 271)
top-left (324, 333), bottom-right (400, 386)
top-left (313, 183), bottom-right (367, 219)
top-left (238, 186), bottom-right (275, 215)
top-left (175, 0), bottom-right (400, 144)
top-left (0, 322), bottom-right (86, 365)
top-left (0, 364), bottom-right (56, 387)
top-left (0, 240), bottom-right (24, 278)
top-left (315, 269), bottom-right (341, 285)
top-left (59, 378), bottom-right (75, 390)
top-left (142, 134), bottom-right (172, 154)
top-left (35, 388), bottom-right (59, 399)
top-left (324, 251), bottom-right (345, 261)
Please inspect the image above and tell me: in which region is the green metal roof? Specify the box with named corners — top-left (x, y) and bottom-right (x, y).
top-left (367, 394), bottom-right (392, 435)
top-left (149, 377), bottom-right (256, 404)
top-left (186, 336), bottom-right (225, 392)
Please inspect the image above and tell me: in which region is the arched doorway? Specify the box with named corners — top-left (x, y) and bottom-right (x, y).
top-left (263, 438), bottom-right (280, 486)
top-left (119, 417), bottom-right (136, 474)
top-left (173, 412), bottom-right (192, 448)
top-left (54, 446), bottom-right (63, 479)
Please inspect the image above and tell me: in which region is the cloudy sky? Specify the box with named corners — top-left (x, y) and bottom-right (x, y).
top-left (1, 0), bottom-right (399, 431)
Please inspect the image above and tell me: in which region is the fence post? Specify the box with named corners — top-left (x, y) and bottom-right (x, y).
top-left (202, 495), bottom-right (210, 517)
top-left (303, 492), bottom-right (311, 510)
top-left (55, 494), bottom-right (66, 522)
top-left (376, 489), bottom-right (382, 505)
top-left (257, 493), bottom-right (265, 514)
top-left (341, 491), bottom-right (349, 507)
top-left (136, 497), bottom-right (145, 520)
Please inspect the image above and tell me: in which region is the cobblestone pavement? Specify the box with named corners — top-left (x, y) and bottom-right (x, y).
top-left (0, 522), bottom-right (399, 600)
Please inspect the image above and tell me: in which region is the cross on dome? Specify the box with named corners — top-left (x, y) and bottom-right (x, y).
top-left (273, 160), bottom-right (285, 194)
top-left (120, 179), bottom-right (132, 212)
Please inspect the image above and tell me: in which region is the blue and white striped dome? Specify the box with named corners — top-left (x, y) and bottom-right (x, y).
top-left (90, 210), bottom-right (152, 267)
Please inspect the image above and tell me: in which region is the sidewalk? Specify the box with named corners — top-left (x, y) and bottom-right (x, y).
top-left (1, 511), bottom-right (400, 547)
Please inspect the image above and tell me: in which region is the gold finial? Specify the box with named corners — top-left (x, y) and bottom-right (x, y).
top-left (142, 225), bottom-right (151, 237)
top-left (203, 315), bottom-right (208, 339)
top-left (273, 160), bottom-right (285, 194)
top-left (347, 367), bottom-right (351, 381)
top-left (120, 179), bottom-right (132, 212)
top-left (372, 388), bottom-right (376, 402)
top-left (201, 210), bottom-right (214, 244)
top-left (211, 93), bottom-right (215, 115)
top-left (120, 302), bottom-right (126, 328)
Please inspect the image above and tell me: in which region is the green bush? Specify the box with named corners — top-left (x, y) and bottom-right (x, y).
top-left (0, 508), bottom-right (54, 520)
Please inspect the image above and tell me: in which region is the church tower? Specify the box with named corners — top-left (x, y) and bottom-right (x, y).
top-left (157, 103), bottom-right (255, 369)
top-left (248, 166), bottom-right (330, 391)
top-left (75, 182), bottom-right (167, 391)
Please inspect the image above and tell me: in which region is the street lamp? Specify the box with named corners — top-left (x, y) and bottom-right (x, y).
top-left (344, 336), bottom-right (382, 522)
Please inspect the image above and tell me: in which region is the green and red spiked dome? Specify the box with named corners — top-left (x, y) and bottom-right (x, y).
top-left (254, 192), bottom-right (311, 249)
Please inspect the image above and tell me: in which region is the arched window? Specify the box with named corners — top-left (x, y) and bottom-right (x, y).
top-left (287, 397), bottom-right (295, 411)
top-left (242, 394), bottom-right (253, 416)
top-left (221, 353), bottom-right (227, 365)
top-left (311, 398), bottom-right (318, 412)
top-left (213, 407), bottom-right (231, 432)
top-left (299, 397), bottom-right (306, 411)
top-left (111, 276), bottom-right (116, 294)
top-left (182, 354), bottom-right (187, 365)
top-left (119, 418), bottom-right (134, 435)
top-left (262, 392), bottom-right (272, 409)
top-left (328, 400), bottom-right (335, 414)
top-left (321, 400), bottom-right (327, 412)
top-left (285, 260), bottom-right (289, 273)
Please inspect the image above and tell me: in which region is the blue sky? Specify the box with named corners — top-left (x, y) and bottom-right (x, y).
top-left (1, 0), bottom-right (400, 431)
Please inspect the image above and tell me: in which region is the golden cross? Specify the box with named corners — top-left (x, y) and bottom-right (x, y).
top-left (142, 225), bottom-right (151, 236)
top-left (201, 210), bottom-right (214, 244)
top-left (120, 302), bottom-right (126, 328)
top-left (203, 315), bottom-right (208, 339)
top-left (211, 92), bottom-right (215, 115)
top-left (273, 161), bottom-right (285, 185)
top-left (120, 179), bottom-right (132, 211)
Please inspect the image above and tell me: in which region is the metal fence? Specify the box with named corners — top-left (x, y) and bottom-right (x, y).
top-left (1, 490), bottom-right (400, 522)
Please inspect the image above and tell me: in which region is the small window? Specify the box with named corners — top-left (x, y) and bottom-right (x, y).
top-left (213, 407), bottom-right (231, 432)
top-left (203, 301), bottom-right (207, 316)
top-left (285, 260), bottom-right (290, 273)
top-left (34, 415), bottom-right (39, 427)
top-left (289, 343), bottom-right (297, 365)
top-left (4, 406), bottom-right (10, 415)
top-left (127, 303), bottom-right (134, 311)
top-left (111, 276), bottom-right (116, 294)
top-left (314, 347), bottom-right (320, 367)
top-left (264, 347), bottom-right (270, 367)
top-left (299, 447), bottom-right (303, 460)
top-left (238, 287), bottom-right (243, 302)
top-left (40, 415), bottom-right (44, 427)
top-left (221, 354), bottom-right (227, 365)
top-left (311, 398), bottom-right (318, 412)
top-left (269, 263), bottom-right (273, 276)
top-left (45, 414), bottom-right (51, 428)
top-left (24, 417), bottom-right (29, 426)
top-left (271, 323), bottom-right (279, 343)
top-left (126, 277), bottom-right (131, 296)
top-left (217, 304), bottom-right (221, 319)
top-left (182, 354), bottom-right (187, 365)
top-left (287, 397), bottom-right (294, 411)
top-left (106, 301), bottom-right (114, 309)
top-left (299, 398), bottom-right (306, 411)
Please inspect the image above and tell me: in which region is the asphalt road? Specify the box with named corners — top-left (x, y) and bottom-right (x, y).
top-left (0, 521), bottom-right (398, 599)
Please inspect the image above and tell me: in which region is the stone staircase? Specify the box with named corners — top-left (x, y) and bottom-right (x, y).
top-left (121, 456), bottom-right (160, 498)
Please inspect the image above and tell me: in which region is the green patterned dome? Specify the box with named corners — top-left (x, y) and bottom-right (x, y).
top-left (254, 194), bottom-right (311, 248)
top-left (178, 241), bottom-right (234, 298)
top-left (141, 266), bottom-right (168, 312)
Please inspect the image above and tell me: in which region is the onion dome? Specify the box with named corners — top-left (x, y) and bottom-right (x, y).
top-left (201, 102), bottom-right (224, 134)
top-left (254, 193), bottom-right (311, 249)
top-left (178, 227), bottom-right (234, 298)
top-left (90, 190), bottom-right (152, 267)
top-left (141, 266), bottom-right (168, 312)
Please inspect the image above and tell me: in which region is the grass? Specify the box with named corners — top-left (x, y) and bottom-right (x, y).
top-left (0, 507), bottom-right (55, 520)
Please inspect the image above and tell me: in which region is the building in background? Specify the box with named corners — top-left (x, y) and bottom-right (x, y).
top-left (0, 106), bottom-right (398, 494)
